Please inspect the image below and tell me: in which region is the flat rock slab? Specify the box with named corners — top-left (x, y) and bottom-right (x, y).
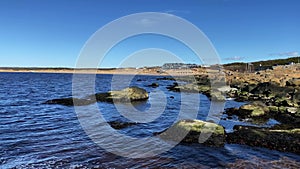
top-left (44, 86), bottom-right (149, 106)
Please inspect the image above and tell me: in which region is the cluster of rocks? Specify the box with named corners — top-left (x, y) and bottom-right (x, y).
top-left (44, 70), bottom-right (300, 153)
top-left (166, 82), bottom-right (226, 101)
top-left (223, 71), bottom-right (300, 154)
top-left (162, 70), bottom-right (300, 153)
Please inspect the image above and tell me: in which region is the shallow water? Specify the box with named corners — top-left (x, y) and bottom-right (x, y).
top-left (0, 72), bottom-right (299, 168)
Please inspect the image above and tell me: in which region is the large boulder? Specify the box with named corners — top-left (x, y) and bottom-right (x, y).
top-left (44, 86), bottom-right (149, 106)
top-left (157, 119), bottom-right (225, 147)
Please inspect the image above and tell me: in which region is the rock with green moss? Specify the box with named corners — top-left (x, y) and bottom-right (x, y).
top-left (278, 106), bottom-right (287, 113)
top-left (44, 86), bottom-right (149, 106)
top-left (157, 119), bottom-right (225, 147)
top-left (94, 86), bottom-right (149, 102)
top-left (297, 108), bottom-right (300, 117)
top-left (238, 102), bottom-right (269, 118)
top-left (274, 98), bottom-right (298, 107)
top-left (268, 106), bottom-right (279, 113)
top-left (167, 83), bottom-right (211, 94)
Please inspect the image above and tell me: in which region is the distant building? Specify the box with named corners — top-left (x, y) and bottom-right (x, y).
top-left (162, 63), bottom-right (199, 69)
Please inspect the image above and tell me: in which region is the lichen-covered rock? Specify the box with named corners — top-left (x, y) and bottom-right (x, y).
top-left (239, 104), bottom-right (266, 117)
top-left (94, 86), bottom-right (149, 102)
top-left (167, 83), bottom-right (210, 94)
top-left (44, 86), bottom-right (148, 106)
top-left (268, 106), bottom-right (279, 113)
top-left (157, 119), bottom-right (225, 147)
top-left (238, 102), bottom-right (269, 118)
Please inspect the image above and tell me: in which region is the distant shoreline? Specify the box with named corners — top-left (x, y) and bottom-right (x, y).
top-left (0, 67), bottom-right (153, 75)
top-left (1, 56), bottom-right (299, 75)
top-left (0, 67), bottom-right (197, 76)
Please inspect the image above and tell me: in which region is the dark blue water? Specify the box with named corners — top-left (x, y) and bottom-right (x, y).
top-left (0, 72), bottom-right (299, 168)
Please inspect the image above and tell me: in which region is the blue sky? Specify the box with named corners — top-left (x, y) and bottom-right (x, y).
top-left (0, 0), bottom-right (299, 68)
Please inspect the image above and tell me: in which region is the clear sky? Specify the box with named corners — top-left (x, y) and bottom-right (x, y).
top-left (0, 0), bottom-right (299, 68)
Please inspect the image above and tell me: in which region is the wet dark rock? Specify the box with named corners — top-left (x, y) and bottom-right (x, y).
top-left (226, 125), bottom-right (300, 154)
top-left (108, 121), bottom-right (138, 130)
top-left (226, 157), bottom-right (300, 168)
top-left (44, 97), bottom-right (95, 106)
top-left (274, 110), bottom-right (300, 125)
top-left (274, 98), bottom-right (298, 107)
top-left (228, 81), bottom-right (298, 103)
top-left (148, 83), bottom-right (159, 88)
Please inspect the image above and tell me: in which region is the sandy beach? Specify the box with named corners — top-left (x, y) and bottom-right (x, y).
top-left (0, 67), bottom-right (205, 76)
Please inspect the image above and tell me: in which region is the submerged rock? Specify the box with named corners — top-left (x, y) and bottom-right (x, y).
top-left (44, 97), bottom-right (95, 106)
top-left (108, 121), bottom-right (138, 130)
top-left (44, 86), bottom-right (149, 106)
top-left (148, 82), bottom-right (159, 88)
top-left (157, 119), bottom-right (225, 147)
top-left (226, 125), bottom-right (300, 154)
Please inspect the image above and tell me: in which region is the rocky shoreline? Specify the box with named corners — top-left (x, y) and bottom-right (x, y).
top-left (44, 64), bottom-right (300, 154)
top-left (167, 66), bottom-right (300, 153)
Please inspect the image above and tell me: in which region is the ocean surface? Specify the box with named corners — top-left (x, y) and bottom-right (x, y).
top-left (0, 72), bottom-right (299, 168)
